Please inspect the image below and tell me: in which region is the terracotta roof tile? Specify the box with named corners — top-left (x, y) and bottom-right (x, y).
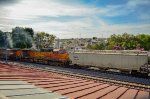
top-left (0, 63), bottom-right (149, 99)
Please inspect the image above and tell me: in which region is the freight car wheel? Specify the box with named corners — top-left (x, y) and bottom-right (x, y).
top-left (72, 64), bottom-right (82, 69)
top-left (140, 73), bottom-right (148, 77)
top-left (131, 70), bottom-right (138, 75)
top-left (131, 70), bottom-right (148, 77)
top-left (64, 61), bottom-right (70, 67)
top-left (43, 60), bottom-right (48, 64)
top-left (30, 59), bottom-right (34, 63)
top-left (135, 72), bottom-right (148, 77)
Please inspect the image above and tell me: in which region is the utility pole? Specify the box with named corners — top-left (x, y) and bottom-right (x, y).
top-left (57, 38), bottom-right (60, 49)
top-left (37, 36), bottom-right (40, 50)
top-left (4, 32), bottom-right (8, 64)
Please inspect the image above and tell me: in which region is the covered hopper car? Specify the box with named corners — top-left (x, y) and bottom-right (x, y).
top-left (69, 50), bottom-right (149, 75)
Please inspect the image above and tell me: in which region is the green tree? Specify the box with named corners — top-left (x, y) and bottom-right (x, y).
top-left (34, 32), bottom-right (56, 49)
top-left (24, 27), bottom-right (34, 38)
top-left (92, 37), bottom-right (97, 40)
top-left (0, 30), bottom-right (5, 48)
top-left (136, 34), bottom-right (150, 50)
top-left (12, 27), bottom-right (33, 49)
top-left (107, 33), bottom-right (150, 50)
top-left (0, 31), bottom-right (12, 48)
top-left (87, 43), bottom-right (104, 50)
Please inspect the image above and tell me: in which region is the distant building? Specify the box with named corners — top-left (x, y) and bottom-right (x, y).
top-left (54, 38), bottom-right (61, 49)
top-left (60, 37), bottom-right (107, 50)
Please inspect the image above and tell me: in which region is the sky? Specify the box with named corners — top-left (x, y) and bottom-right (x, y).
top-left (0, 0), bottom-right (150, 38)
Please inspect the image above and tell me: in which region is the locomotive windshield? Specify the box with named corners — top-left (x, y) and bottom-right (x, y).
top-left (40, 48), bottom-right (53, 52)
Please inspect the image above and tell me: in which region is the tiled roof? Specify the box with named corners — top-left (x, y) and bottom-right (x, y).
top-left (0, 63), bottom-right (149, 99)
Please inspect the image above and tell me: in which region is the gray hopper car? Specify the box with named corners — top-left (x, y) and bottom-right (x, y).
top-left (69, 50), bottom-right (149, 75)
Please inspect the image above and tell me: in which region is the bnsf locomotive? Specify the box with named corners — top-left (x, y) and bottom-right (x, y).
top-left (0, 48), bottom-right (70, 66)
top-left (0, 48), bottom-right (149, 75)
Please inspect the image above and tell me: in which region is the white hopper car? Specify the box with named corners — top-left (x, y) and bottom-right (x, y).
top-left (69, 50), bottom-right (149, 74)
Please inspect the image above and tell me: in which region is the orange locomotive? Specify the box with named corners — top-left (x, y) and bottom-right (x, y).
top-left (15, 48), bottom-right (70, 66)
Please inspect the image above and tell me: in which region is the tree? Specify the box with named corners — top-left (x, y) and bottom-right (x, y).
top-left (136, 34), bottom-right (150, 50)
top-left (0, 30), bottom-right (5, 48)
top-left (12, 27), bottom-right (33, 49)
top-left (92, 37), bottom-right (97, 40)
top-left (86, 44), bottom-right (92, 49)
top-left (0, 31), bottom-right (12, 48)
top-left (87, 43), bottom-right (104, 50)
top-left (107, 33), bottom-right (150, 50)
top-left (24, 27), bottom-right (34, 38)
top-left (34, 32), bottom-right (56, 49)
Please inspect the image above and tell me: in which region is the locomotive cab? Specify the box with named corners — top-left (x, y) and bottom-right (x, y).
top-left (53, 49), bottom-right (70, 65)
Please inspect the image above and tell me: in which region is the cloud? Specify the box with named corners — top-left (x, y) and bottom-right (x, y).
top-left (127, 0), bottom-right (150, 8)
top-left (0, 0), bottom-right (149, 38)
top-left (17, 17), bottom-right (149, 38)
top-left (1, 0), bottom-right (149, 20)
top-left (3, 0), bottom-right (98, 20)
top-left (0, 0), bottom-right (18, 5)
top-left (96, 0), bottom-right (150, 17)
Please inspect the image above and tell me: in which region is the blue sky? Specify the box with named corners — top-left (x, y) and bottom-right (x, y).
top-left (0, 0), bottom-right (150, 38)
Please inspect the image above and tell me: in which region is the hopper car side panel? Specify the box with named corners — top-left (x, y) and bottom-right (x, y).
top-left (69, 52), bottom-right (148, 71)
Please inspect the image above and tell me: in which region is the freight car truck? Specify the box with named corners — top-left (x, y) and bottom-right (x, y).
top-left (69, 50), bottom-right (149, 75)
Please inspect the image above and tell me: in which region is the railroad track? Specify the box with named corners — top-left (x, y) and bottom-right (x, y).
top-left (4, 61), bottom-right (150, 91)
